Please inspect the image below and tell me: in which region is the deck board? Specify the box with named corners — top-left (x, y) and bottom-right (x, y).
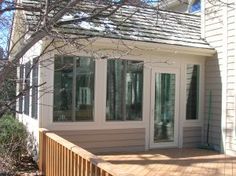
top-left (98, 148), bottom-right (236, 176)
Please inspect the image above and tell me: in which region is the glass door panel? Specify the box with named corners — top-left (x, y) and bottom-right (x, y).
top-left (150, 68), bottom-right (179, 148)
top-left (154, 73), bottom-right (176, 143)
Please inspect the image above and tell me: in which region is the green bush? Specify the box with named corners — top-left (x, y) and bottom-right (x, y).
top-left (0, 114), bottom-right (28, 160)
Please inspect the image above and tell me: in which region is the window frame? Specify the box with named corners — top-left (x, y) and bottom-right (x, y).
top-left (185, 64), bottom-right (200, 121)
top-left (105, 59), bottom-right (144, 122)
top-left (183, 63), bottom-right (203, 126)
top-left (189, 0), bottom-right (201, 13)
top-left (53, 55), bottom-right (95, 122)
top-left (49, 55), bottom-right (145, 130)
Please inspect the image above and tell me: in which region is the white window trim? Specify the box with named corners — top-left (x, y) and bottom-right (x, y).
top-left (183, 62), bottom-right (204, 127)
top-left (52, 56), bottom-right (96, 123)
top-left (49, 56), bottom-right (146, 130)
top-left (103, 59), bottom-right (145, 123)
top-left (44, 46), bottom-right (207, 132)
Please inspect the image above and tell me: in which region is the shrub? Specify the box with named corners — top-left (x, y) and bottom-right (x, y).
top-left (0, 114), bottom-right (28, 173)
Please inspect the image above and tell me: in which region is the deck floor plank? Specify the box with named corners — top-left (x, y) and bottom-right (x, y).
top-left (98, 148), bottom-right (236, 176)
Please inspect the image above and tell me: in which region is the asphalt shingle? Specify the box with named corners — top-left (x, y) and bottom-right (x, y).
top-left (22, 0), bottom-right (212, 50)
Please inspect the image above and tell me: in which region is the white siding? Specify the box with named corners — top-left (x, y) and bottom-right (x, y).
top-left (17, 41), bottom-right (42, 149)
top-left (204, 0), bottom-right (236, 154)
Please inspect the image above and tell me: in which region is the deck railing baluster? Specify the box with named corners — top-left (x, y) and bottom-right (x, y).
top-left (38, 128), bottom-right (132, 176)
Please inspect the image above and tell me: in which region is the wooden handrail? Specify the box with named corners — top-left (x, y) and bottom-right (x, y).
top-left (38, 128), bottom-right (132, 176)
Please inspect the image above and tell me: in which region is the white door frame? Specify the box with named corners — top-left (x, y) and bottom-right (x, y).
top-left (149, 67), bottom-right (180, 148)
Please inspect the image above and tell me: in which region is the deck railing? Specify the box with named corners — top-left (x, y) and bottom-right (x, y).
top-left (38, 128), bottom-right (131, 176)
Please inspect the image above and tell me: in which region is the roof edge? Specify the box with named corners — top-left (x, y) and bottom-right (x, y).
top-left (83, 37), bottom-right (216, 57)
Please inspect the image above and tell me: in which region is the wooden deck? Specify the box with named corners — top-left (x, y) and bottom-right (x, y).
top-left (98, 148), bottom-right (236, 176)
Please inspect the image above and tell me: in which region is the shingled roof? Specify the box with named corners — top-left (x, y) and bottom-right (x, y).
top-left (23, 0), bottom-right (212, 50)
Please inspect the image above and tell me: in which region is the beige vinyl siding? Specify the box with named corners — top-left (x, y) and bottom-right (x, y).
top-left (204, 0), bottom-right (236, 154)
top-left (183, 127), bottom-right (202, 147)
top-left (53, 128), bottom-right (145, 154)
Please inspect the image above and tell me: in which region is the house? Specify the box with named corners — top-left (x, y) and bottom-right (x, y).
top-left (12, 0), bottom-right (236, 156)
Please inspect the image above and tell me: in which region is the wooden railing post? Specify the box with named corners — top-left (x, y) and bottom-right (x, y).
top-left (39, 128), bottom-right (48, 175)
top-left (39, 129), bottom-right (133, 176)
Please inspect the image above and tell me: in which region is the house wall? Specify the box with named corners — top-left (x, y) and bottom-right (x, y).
top-left (53, 128), bottom-right (145, 154)
top-left (11, 0), bottom-right (42, 158)
top-left (38, 40), bottom-right (208, 152)
top-left (203, 0), bottom-right (236, 154)
top-left (183, 126), bottom-right (202, 147)
top-left (9, 10), bottom-right (26, 60)
top-left (16, 40), bottom-right (42, 148)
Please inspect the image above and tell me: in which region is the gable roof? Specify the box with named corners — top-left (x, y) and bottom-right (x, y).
top-left (23, 0), bottom-right (213, 50)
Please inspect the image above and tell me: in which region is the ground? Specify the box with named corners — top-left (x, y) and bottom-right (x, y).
top-left (0, 155), bottom-right (40, 176)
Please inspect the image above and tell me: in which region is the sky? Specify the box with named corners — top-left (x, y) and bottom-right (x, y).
top-left (0, 0), bottom-right (14, 57)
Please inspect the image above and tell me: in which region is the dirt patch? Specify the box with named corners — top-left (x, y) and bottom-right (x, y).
top-left (0, 156), bottom-right (41, 176)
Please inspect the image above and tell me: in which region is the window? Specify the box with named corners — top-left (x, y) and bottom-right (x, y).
top-left (31, 59), bottom-right (38, 119)
top-left (53, 56), bottom-right (95, 122)
top-left (18, 65), bottom-right (24, 113)
top-left (189, 0), bottom-right (201, 13)
top-left (106, 60), bottom-right (143, 121)
top-left (24, 61), bottom-right (31, 115)
top-left (186, 64), bottom-right (200, 120)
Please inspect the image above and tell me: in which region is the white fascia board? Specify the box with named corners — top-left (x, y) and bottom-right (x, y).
top-left (92, 38), bottom-right (216, 57)
top-left (42, 36), bottom-right (216, 57)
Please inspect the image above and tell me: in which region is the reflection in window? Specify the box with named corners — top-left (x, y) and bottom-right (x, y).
top-left (19, 65), bottom-right (24, 113)
top-left (186, 64), bottom-right (200, 120)
top-left (75, 58), bottom-right (94, 121)
top-left (53, 56), bottom-right (94, 122)
top-left (106, 60), bottom-right (143, 121)
top-left (154, 73), bottom-right (175, 143)
top-left (189, 0), bottom-right (201, 13)
top-left (31, 59), bottom-right (38, 119)
top-left (24, 61), bottom-right (31, 115)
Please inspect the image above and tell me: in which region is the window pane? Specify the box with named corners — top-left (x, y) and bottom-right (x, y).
top-left (75, 57), bottom-right (94, 121)
top-left (53, 56), bottom-right (95, 122)
top-left (19, 65), bottom-right (24, 113)
top-left (190, 0), bottom-right (201, 13)
top-left (106, 60), bottom-right (143, 121)
top-left (186, 64), bottom-right (200, 120)
top-left (31, 59), bottom-right (38, 119)
top-left (154, 73), bottom-right (175, 143)
top-left (24, 62), bottom-right (31, 115)
top-left (53, 56), bottom-right (73, 121)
